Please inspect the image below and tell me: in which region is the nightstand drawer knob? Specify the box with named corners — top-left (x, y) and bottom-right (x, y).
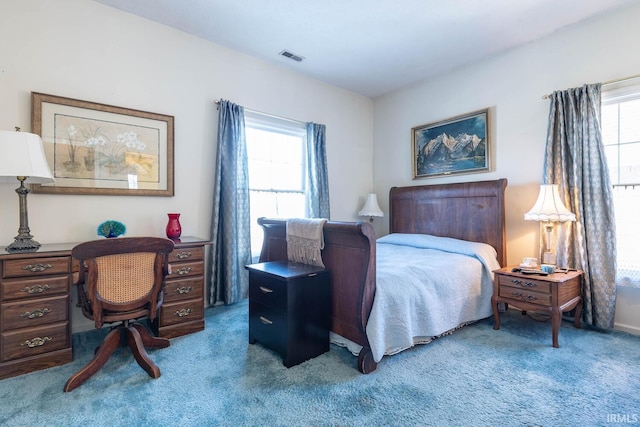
top-left (174, 308), bottom-right (193, 317)
top-left (259, 286), bottom-right (274, 294)
top-left (21, 336), bottom-right (52, 348)
top-left (511, 279), bottom-right (536, 287)
top-left (175, 286), bottom-right (193, 294)
top-left (175, 251), bottom-right (192, 260)
top-left (22, 263), bottom-right (53, 273)
top-left (259, 316), bottom-right (273, 325)
top-left (511, 291), bottom-right (537, 301)
top-left (175, 267), bottom-right (193, 275)
top-left (20, 308), bottom-right (52, 319)
top-left (21, 284), bottom-right (51, 294)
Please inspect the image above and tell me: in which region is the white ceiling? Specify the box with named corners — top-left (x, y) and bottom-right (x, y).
top-left (93, 0), bottom-right (638, 98)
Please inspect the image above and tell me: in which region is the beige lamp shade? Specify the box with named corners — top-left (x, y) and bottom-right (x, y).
top-left (0, 131), bottom-right (54, 183)
top-left (358, 193), bottom-right (384, 221)
top-left (524, 184), bottom-right (575, 222)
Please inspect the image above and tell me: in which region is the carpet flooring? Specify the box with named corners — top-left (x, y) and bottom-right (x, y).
top-left (0, 300), bottom-right (638, 426)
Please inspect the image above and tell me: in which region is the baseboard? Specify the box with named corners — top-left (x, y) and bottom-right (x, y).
top-left (614, 322), bottom-right (640, 336)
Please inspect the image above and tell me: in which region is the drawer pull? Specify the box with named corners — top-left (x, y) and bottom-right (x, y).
top-left (175, 251), bottom-right (193, 260)
top-left (21, 336), bottom-right (52, 348)
top-left (511, 292), bottom-right (537, 301)
top-left (259, 316), bottom-right (273, 325)
top-left (21, 284), bottom-right (51, 294)
top-left (175, 267), bottom-right (193, 275)
top-left (20, 308), bottom-right (52, 319)
top-left (259, 286), bottom-right (274, 294)
top-left (174, 308), bottom-right (192, 317)
top-left (175, 286), bottom-right (193, 294)
top-left (22, 263), bottom-right (53, 273)
top-left (511, 279), bottom-right (536, 287)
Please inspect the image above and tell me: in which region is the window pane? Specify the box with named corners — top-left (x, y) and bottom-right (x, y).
top-left (619, 143), bottom-right (640, 184)
top-left (601, 103), bottom-right (618, 146)
top-left (619, 99), bottom-right (640, 143)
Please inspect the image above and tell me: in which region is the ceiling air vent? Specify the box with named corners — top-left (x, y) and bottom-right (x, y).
top-left (279, 50), bottom-right (305, 63)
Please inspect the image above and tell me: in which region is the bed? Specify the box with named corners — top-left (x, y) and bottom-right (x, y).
top-left (257, 178), bottom-right (507, 373)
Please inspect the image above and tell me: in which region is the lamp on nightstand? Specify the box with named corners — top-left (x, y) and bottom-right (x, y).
top-left (0, 128), bottom-right (54, 252)
top-left (524, 184), bottom-right (576, 265)
top-left (358, 193), bottom-right (384, 222)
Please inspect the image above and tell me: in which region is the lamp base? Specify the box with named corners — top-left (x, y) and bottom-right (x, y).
top-left (542, 251), bottom-right (556, 265)
top-left (6, 236), bottom-right (41, 253)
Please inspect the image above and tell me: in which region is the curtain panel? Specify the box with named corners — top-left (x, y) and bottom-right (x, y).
top-left (209, 100), bottom-right (251, 305)
top-left (305, 122), bottom-right (330, 219)
top-left (544, 83), bottom-right (617, 329)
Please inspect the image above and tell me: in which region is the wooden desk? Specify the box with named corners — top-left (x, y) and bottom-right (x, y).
top-left (0, 236), bottom-right (210, 380)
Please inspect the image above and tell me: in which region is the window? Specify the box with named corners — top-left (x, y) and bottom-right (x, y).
top-left (245, 111), bottom-right (307, 259)
top-left (602, 82), bottom-right (640, 287)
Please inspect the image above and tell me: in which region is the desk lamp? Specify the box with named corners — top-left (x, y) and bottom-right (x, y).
top-left (0, 129), bottom-right (54, 252)
top-left (358, 193), bottom-right (384, 222)
top-left (524, 184), bottom-right (576, 265)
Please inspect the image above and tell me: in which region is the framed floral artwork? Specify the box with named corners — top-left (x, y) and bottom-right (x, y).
top-left (412, 109), bottom-right (490, 179)
top-left (31, 92), bottom-right (174, 196)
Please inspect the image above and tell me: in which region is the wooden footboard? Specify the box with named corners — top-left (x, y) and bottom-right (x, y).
top-left (257, 218), bottom-right (378, 373)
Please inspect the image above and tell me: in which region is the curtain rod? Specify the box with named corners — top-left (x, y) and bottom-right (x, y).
top-left (541, 73), bottom-right (640, 99)
top-left (213, 99), bottom-right (306, 125)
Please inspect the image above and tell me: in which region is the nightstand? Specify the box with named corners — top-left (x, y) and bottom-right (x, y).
top-left (491, 267), bottom-right (583, 347)
top-left (246, 261), bottom-right (330, 367)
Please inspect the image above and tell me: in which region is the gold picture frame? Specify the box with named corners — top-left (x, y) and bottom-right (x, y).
top-left (31, 92), bottom-right (174, 196)
top-left (412, 109), bottom-right (490, 179)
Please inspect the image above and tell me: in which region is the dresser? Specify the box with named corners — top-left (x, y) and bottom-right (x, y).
top-left (491, 267), bottom-right (583, 348)
top-left (150, 236), bottom-right (211, 339)
top-left (0, 243), bottom-right (73, 380)
top-left (246, 261), bottom-right (330, 367)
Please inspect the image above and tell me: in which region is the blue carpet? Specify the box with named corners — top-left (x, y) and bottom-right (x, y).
top-left (0, 300), bottom-right (638, 426)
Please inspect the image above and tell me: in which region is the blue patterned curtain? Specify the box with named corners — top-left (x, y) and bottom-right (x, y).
top-left (209, 100), bottom-right (251, 305)
top-left (305, 122), bottom-right (330, 219)
top-left (544, 83), bottom-right (617, 328)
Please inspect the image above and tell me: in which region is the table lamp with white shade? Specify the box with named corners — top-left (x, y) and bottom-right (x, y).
top-left (524, 184), bottom-right (576, 265)
top-left (0, 129), bottom-right (54, 252)
top-left (358, 193), bottom-right (384, 223)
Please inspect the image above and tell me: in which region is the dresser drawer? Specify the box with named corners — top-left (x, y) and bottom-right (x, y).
top-left (497, 274), bottom-right (551, 294)
top-left (1, 276), bottom-right (69, 301)
top-left (249, 300), bottom-right (287, 355)
top-left (499, 286), bottom-right (551, 306)
top-left (168, 246), bottom-right (204, 263)
top-left (163, 277), bottom-right (203, 303)
top-left (1, 295), bottom-right (68, 331)
top-left (2, 257), bottom-right (70, 279)
top-left (168, 261), bottom-right (203, 278)
top-left (248, 274), bottom-right (287, 311)
top-left (1, 322), bottom-right (69, 362)
top-left (158, 298), bottom-right (203, 327)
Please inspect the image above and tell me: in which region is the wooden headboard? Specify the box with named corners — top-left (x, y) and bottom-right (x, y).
top-left (389, 178), bottom-right (507, 267)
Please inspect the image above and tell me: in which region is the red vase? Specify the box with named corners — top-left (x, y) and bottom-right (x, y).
top-left (166, 213), bottom-right (182, 239)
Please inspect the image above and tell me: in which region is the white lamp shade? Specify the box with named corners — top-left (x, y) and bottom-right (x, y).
top-left (0, 131), bottom-right (54, 184)
top-left (358, 193), bottom-right (384, 218)
top-left (524, 184), bottom-right (575, 222)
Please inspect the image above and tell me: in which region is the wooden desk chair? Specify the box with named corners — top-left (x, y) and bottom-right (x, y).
top-left (64, 237), bottom-right (175, 392)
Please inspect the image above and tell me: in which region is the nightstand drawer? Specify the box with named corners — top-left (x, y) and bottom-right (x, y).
top-left (1, 276), bottom-right (69, 301)
top-left (1, 295), bottom-right (69, 330)
top-left (249, 300), bottom-right (287, 354)
top-left (2, 322), bottom-right (69, 362)
top-left (499, 286), bottom-right (551, 306)
top-left (497, 274), bottom-right (551, 293)
top-left (248, 275), bottom-right (287, 310)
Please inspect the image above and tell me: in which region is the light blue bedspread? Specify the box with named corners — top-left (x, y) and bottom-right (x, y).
top-left (348, 233), bottom-right (500, 362)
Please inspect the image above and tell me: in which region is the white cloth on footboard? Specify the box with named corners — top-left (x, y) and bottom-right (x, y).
top-left (286, 218), bottom-right (327, 267)
top-left (332, 233), bottom-right (500, 363)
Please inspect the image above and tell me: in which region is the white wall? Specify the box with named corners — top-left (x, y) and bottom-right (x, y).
top-left (0, 0), bottom-right (373, 332)
top-left (373, 2), bottom-right (640, 333)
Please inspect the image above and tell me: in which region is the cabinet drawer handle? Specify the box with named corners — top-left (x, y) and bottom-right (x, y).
top-left (174, 308), bottom-right (192, 317)
top-left (511, 292), bottom-right (537, 301)
top-left (259, 286), bottom-right (273, 294)
top-left (175, 286), bottom-right (193, 294)
top-left (20, 308), bottom-right (52, 319)
top-left (511, 279), bottom-right (536, 287)
top-left (21, 336), bottom-right (52, 348)
top-left (175, 267), bottom-right (193, 275)
top-left (175, 251), bottom-right (192, 260)
top-left (259, 316), bottom-right (273, 325)
top-left (21, 284), bottom-right (51, 294)
top-left (22, 263), bottom-right (53, 273)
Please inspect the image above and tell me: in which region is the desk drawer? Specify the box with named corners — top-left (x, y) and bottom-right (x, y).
top-left (168, 261), bottom-right (203, 278)
top-left (3, 257), bottom-right (70, 279)
top-left (168, 247), bottom-right (204, 263)
top-left (1, 322), bottom-right (69, 362)
top-left (498, 274), bottom-right (551, 294)
top-left (1, 295), bottom-right (68, 331)
top-left (164, 277), bottom-right (203, 303)
top-left (1, 276), bottom-right (69, 301)
top-left (499, 286), bottom-right (551, 306)
top-left (159, 298), bottom-right (203, 327)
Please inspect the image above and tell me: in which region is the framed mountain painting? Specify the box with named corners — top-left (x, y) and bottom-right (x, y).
top-left (412, 109), bottom-right (490, 179)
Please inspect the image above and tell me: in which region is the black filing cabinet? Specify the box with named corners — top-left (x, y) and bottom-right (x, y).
top-left (246, 261), bottom-right (330, 367)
